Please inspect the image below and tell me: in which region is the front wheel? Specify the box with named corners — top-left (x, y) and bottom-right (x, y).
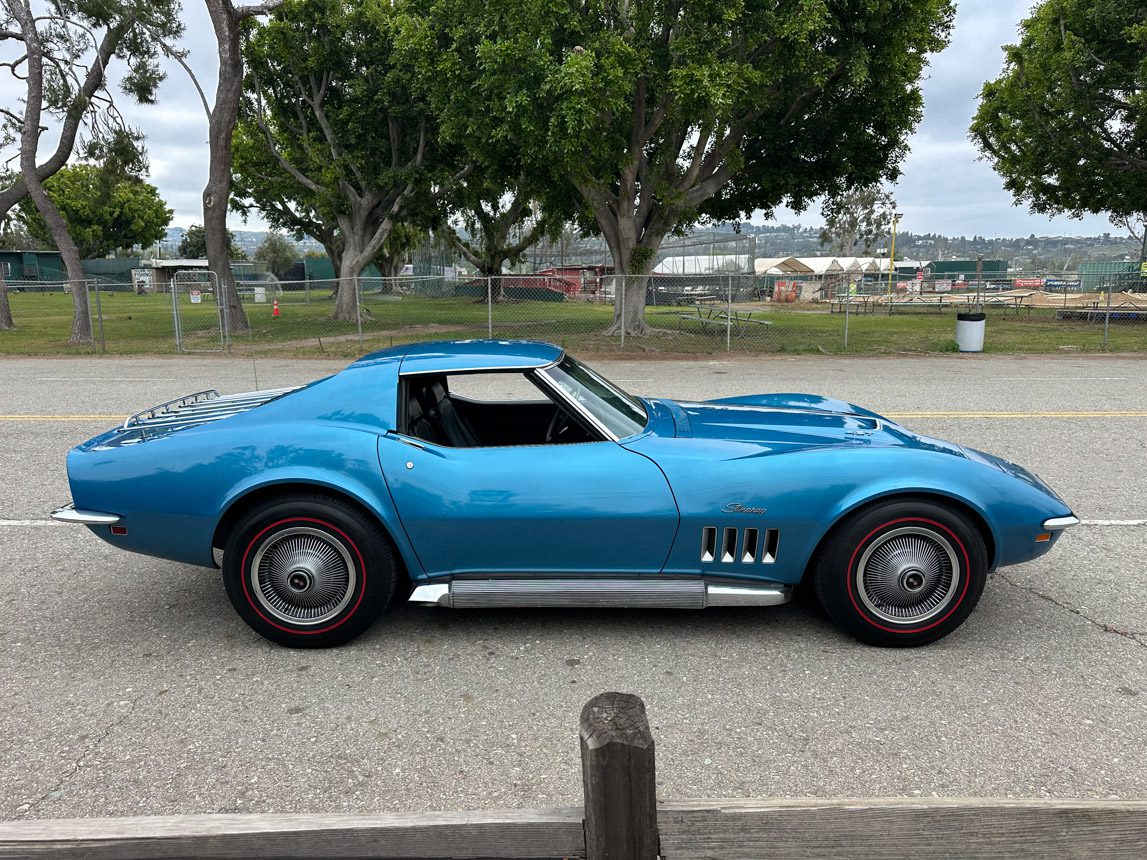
top-left (813, 500), bottom-right (988, 647)
top-left (222, 494), bottom-right (397, 647)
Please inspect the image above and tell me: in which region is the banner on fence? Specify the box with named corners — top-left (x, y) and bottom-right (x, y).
top-left (1013, 277), bottom-right (1044, 288)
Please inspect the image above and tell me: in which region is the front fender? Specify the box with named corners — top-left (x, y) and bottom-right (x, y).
top-left (822, 470), bottom-right (1002, 567)
top-left (627, 437), bottom-right (1069, 583)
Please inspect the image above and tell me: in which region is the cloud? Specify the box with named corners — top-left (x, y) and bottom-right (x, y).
top-left (755, 0), bottom-right (1125, 238)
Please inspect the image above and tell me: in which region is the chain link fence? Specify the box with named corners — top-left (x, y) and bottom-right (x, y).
top-left (1, 270), bottom-right (1145, 356)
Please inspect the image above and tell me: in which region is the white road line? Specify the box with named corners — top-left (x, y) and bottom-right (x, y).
top-left (993, 377), bottom-right (1128, 381)
top-left (2, 518), bottom-right (1146, 528)
top-left (35, 377), bottom-right (178, 382)
top-left (1079, 519), bottom-right (1147, 526)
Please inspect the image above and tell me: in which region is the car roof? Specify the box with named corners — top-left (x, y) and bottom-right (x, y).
top-left (350, 340), bottom-right (564, 375)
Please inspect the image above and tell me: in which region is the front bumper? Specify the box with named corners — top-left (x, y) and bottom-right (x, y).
top-left (1042, 515), bottom-right (1080, 531)
top-left (50, 503), bottom-right (121, 525)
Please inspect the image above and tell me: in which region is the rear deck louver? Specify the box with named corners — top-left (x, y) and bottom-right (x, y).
top-left (701, 526), bottom-right (778, 564)
top-left (121, 387), bottom-right (300, 438)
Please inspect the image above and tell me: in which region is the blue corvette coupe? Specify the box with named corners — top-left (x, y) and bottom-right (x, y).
top-left (53, 340), bottom-right (1076, 648)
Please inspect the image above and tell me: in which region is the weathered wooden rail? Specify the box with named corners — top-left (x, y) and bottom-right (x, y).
top-left (3, 692), bottom-right (1147, 859)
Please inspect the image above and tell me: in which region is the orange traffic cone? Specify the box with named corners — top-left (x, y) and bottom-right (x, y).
top-left (272, 299), bottom-right (280, 318)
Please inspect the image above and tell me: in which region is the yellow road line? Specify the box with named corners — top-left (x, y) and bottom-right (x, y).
top-left (886, 411), bottom-right (1147, 419)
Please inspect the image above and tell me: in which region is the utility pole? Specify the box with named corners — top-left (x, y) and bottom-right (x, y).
top-left (885, 212), bottom-right (902, 314)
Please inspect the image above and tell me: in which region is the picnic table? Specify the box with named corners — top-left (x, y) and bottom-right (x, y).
top-left (829, 294), bottom-right (877, 314)
top-left (970, 294), bottom-right (1030, 316)
top-left (676, 304), bottom-right (773, 338)
top-left (671, 292), bottom-right (718, 306)
top-left (887, 295), bottom-right (948, 314)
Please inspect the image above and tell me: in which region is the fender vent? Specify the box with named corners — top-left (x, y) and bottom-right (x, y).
top-left (700, 527), bottom-right (717, 563)
top-left (701, 526), bottom-right (779, 564)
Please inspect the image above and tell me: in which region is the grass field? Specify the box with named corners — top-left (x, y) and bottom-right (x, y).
top-left (0, 288), bottom-right (1144, 357)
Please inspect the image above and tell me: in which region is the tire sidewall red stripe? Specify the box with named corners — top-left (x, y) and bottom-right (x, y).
top-left (240, 516), bottom-right (367, 636)
top-left (845, 516), bottom-right (972, 635)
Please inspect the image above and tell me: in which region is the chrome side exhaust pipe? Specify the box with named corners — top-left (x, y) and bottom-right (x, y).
top-left (409, 577), bottom-right (791, 609)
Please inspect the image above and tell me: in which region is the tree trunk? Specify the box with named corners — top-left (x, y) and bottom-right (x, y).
top-left (203, 0), bottom-right (250, 334)
top-left (333, 249), bottom-right (368, 322)
top-left (10, 0), bottom-right (92, 343)
top-left (599, 225), bottom-right (663, 337)
top-left (331, 205), bottom-right (398, 321)
top-left (26, 181), bottom-right (91, 342)
top-left (378, 253), bottom-right (404, 280)
top-left (479, 260), bottom-right (508, 301)
top-left (0, 268), bottom-right (14, 330)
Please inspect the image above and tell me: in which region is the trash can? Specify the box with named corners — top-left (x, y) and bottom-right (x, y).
top-left (955, 311), bottom-right (985, 353)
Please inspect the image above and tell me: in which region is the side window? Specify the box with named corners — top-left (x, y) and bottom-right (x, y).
top-left (446, 372), bottom-right (549, 403)
top-left (401, 371), bottom-right (598, 448)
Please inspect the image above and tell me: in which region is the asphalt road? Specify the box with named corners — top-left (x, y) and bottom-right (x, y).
top-left (1, 352), bottom-right (1145, 821)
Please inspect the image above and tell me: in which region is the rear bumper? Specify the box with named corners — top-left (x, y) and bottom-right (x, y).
top-left (50, 504), bottom-right (121, 525)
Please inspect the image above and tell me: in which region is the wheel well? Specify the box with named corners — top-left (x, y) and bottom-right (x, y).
top-left (212, 482), bottom-right (410, 584)
top-left (802, 492), bottom-right (996, 584)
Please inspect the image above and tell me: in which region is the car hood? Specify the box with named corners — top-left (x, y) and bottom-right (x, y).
top-left (653, 393), bottom-right (968, 457)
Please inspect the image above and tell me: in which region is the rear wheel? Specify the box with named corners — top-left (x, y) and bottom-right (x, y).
top-left (814, 500), bottom-right (988, 647)
top-left (222, 494), bottom-right (397, 647)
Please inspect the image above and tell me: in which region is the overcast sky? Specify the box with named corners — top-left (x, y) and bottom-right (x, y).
top-left (114, 0), bottom-right (1124, 239)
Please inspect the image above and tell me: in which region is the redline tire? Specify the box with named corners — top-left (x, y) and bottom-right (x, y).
top-left (222, 494), bottom-right (397, 647)
top-left (813, 500), bottom-right (988, 647)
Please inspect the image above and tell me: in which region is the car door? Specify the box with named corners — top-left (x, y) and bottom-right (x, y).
top-left (378, 433), bottom-right (679, 578)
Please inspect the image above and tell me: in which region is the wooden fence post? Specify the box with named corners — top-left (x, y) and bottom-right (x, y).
top-left (579, 692), bottom-right (658, 860)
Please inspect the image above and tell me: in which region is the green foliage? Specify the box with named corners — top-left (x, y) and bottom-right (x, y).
top-left (255, 231), bottom-right (299, 277)
top-left (233, 0), bottom-right (457, 279)
top-left (820, 185), bottom-right (897, 255)
top-left (445, 170), bottom-right (564, 275)
top-left (0, 0), bottom-right (185, 178)
top-left (971, 0), bottom-right (1147, 221)
top-left (0, 204), bottom-right (44, 251)
top-left (629, 246), bottom-right (656, 272)
top-left (18, 164), bottom-right (171, 259)
top-left (178, 224), bottom-right (243, 260)
top-left (413, 0), bottom-right (954, 246)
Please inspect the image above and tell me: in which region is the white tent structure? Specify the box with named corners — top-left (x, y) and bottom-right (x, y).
top-left (754, 256), bottom-right (815, 275)
top-left (655, 253), bottom-right (753, 274)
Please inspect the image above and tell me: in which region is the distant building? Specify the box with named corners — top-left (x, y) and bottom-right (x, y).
top-left (0, 250), bottom-right (66, 283)
top-left (131, 258), bottom-right (259, 293)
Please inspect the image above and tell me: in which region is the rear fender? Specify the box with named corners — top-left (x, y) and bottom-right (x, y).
top-left (218, 467), bottom-right (424, 580)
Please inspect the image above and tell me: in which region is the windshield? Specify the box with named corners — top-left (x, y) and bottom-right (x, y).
top-left (538, 356), bottom-right (648, 439)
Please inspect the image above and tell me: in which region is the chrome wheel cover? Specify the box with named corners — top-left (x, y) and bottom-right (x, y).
top-left (249, 526), bottom-right (356, 626)
top-left (855, 526), bottom-right (961, 625)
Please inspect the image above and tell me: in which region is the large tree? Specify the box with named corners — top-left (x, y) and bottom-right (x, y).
top-left (819, 184), bottom-right (897, 256)
top-left (971, 0), bottom-right (1147, 245)
top-left (177, 223), bottom-right (244, 259)
top-left (254, 231), bottom-right (297, 277)
top-left (191, 1), bottom-right (283, 335)
top-left (234, 0), bottom-right (465, 320)
top-left (1, 0), bottom-right (182, 342)
top-left (419, 0), bottom-right (954, 333)
top-left (19, 163), bottom-right (172, 258)
top-left (445, 170), bottom-right (563, 296)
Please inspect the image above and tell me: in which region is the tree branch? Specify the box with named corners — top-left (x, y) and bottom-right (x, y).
top-left (0, 12), bottom-right (128, 214)
top-left (153, 33), bottom-right (211, 121)
top-left (235, 1), bottom-right (284, 19)
top-left (447, 226), bottom-right (486, 270)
